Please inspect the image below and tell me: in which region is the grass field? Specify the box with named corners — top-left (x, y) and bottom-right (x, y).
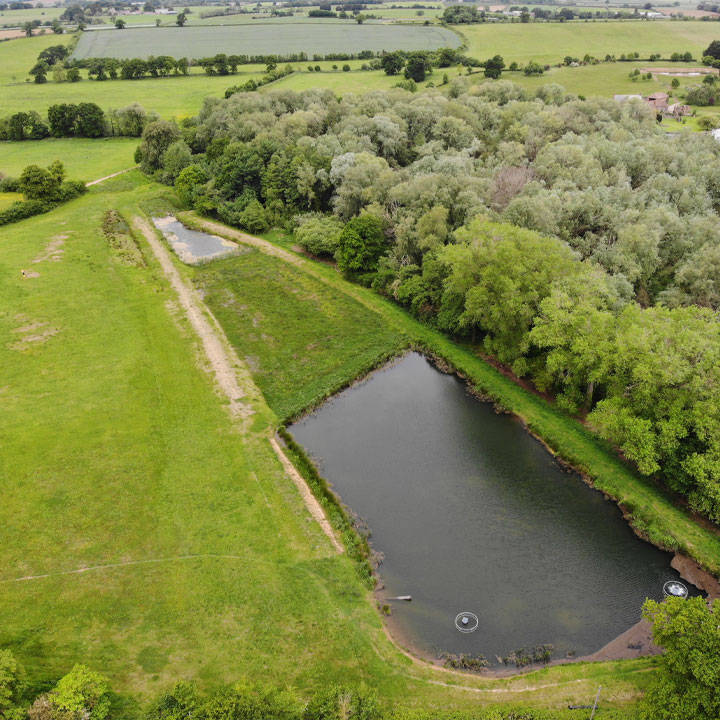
top-left (0, 177), bottom-right (390, 712)
top-left (0, 191), bottom-right (22, 210)
top-left (0, 138), bottom-right (137, 181)
top-left (71, 23), bottom-right (460, 60)
top-left (194, 250), bottom-right (407, 421)
top-left (0, 174), bottom-right (663, 716)
top-left (461, 20), bottom-right (720, 64)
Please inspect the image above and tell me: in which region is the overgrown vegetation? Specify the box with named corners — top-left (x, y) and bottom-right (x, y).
top-left (192, 249), bottom-right (407, 421)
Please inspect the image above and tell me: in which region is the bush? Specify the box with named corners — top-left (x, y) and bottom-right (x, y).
top-left (237, 199), bottom-right (270, 233)
top-left (294, 214), bottom-right (344, 256)
top-left (342, 64), bottom-right (351, 72)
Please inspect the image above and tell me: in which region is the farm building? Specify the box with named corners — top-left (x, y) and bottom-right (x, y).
top-left (646, 92), bottom-right (669, 111)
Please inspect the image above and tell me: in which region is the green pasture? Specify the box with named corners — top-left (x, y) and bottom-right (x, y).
top-left (265, 66), bottom-right (423, 93)
top-left (72, 23), bottom-right (460, 60)
top-left (0, 137), bottom-right (137, 181)
top-left (0, 33), bottom-right (73, 86)
top-left (0, 68), bottom-right (266, 119)
top-left (0, 6), bottom-right (63, 26)
top-left (461, 20), bottom-right (720, 64)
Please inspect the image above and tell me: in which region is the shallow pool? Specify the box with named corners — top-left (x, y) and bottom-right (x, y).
top-left (153, 216), bottom-right (241, 264)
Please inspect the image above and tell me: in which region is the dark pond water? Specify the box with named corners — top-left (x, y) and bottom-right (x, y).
top-left (290, 353), bottom-right (694, 663)
top-left (153, 216), bottom-right (241, 264)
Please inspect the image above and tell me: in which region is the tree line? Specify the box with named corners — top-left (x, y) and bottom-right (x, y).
top-left (134, 82), bottom-right (720, 525)
top-left (0, 102), bottom-right (154, 141)
top-left (27, 46), bottom-right (384, 83)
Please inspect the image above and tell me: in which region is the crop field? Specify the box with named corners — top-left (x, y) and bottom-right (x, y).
top-left (0, 138), bottom-right (137, 180)
top-left (71, 23), bottom-right (461, 60)
top-left (461, 20), bottom-right (720, 64)
top-left (194, 250), bottom-right (407, 422)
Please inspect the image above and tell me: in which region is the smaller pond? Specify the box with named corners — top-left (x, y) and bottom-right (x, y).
top-left (290, 353), bottom-right (699, 664)
top-left (153, 216), bottom-right (241, 264)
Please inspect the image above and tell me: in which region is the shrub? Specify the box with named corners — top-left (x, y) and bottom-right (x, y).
top-left (294, 214), bottom-right (344, 256)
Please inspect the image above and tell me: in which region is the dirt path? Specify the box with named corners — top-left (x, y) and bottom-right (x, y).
top-left (135, 217), bottom-right (342, 554)
top-left (135, 217), bottom-right (251, 419)
top-left (270, 437), bottom-right (344, 554)
top-left (86, 167), bottom-right (136, 187)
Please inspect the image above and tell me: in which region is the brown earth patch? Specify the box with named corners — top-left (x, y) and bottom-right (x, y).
top-left (0, 29), bottom-right (27, 40)
top-left (32, 237), bottom-right (66, 264)
top-left (21, 269), bottom-right (40, 278)
top-left (10, 321), bottom-right (59, 349)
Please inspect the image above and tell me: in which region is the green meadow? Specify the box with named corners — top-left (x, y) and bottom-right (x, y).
top-left (0, 138), bottom-right (137, 180)
top-left (461, 20), bottom-right (720, 64)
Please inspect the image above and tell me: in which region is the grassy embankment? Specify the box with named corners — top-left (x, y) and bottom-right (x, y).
top-left (185, 212), bottom-right (720, 581)
top-left (0, 172), bottom-right (661, 717)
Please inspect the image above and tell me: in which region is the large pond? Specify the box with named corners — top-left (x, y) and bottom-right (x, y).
top-left (290, 353), bottom-right (694, 663)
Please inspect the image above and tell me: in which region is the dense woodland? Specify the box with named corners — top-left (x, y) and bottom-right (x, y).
top-left (136, 82), bottom-right (720, 526)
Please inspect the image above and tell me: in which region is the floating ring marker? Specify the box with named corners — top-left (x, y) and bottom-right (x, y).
top-left (663, 580), bottom-right (688, 598)
top-left (454, 612), bottom-right (479, 633)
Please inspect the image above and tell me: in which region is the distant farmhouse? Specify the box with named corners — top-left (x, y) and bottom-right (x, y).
top-left (613, 92), bottom-right (691, 117)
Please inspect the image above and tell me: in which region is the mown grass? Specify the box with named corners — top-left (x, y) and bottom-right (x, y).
top-left (0, 180), bottom-right (390, 712)
top-left (0, 137), bottom-right (137, 180)
top-left (193, 249), bottom-right (407, 422)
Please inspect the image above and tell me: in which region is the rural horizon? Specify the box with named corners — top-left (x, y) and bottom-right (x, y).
top-left (1, 1), bottom-right (720, 719)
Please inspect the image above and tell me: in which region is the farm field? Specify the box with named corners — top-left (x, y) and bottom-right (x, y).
top-left (0, 138), bottom-right (137, 180)
top-left (71, 23), bottom-right (461, 60)
top-left (0, 174), bottom-right (661, 716)
top-left (461, 20), bottom-right (720, 64)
